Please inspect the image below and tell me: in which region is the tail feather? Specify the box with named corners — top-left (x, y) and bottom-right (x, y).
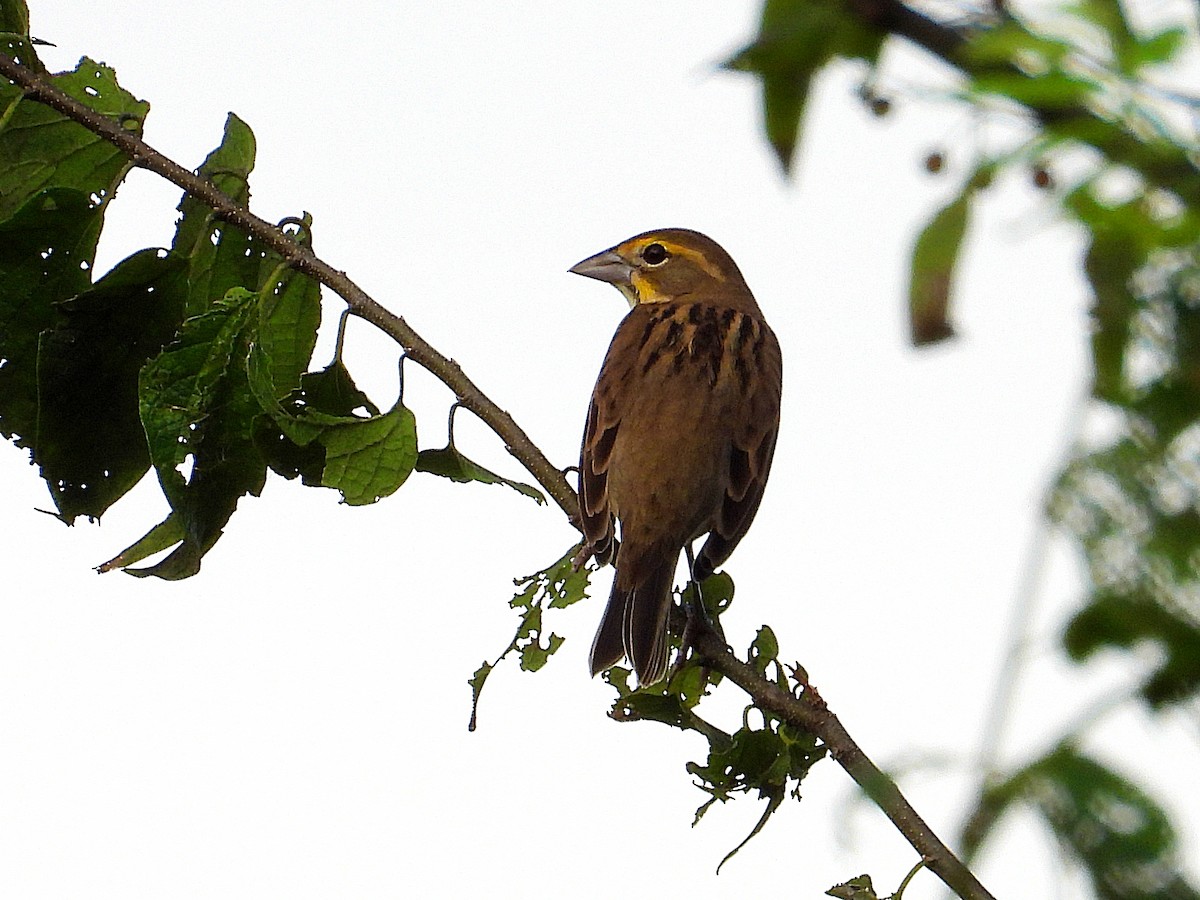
top-left (589, 557), bottom-right (675, 686)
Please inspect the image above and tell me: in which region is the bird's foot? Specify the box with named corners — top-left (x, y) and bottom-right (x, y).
top-left (667, 579), bottom-right (724, 685)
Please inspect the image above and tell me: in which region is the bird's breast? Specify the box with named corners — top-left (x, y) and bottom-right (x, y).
top-left (601, 302), bottom-right (768, 544)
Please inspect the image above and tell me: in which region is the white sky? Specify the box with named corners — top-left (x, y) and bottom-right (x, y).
top-left (3, 3), bottom-right (1198, 898)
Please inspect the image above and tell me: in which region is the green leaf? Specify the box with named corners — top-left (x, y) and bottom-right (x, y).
top-left (1065, 592), bottom-right (1200, 708)
top-left (687, 716), bottom-right (825, 870)
top-left (725, 0), bottom-right (883, 173)
top-left (978, 747), bottom-right (1200, 899)
top-left (0, 57), bottom-right (147, 221)
top-left (1129, 27), bottom-right (1187, 68)
top-left (415, 443), bottom-right (545, 504)
top-left (826, 874), bottom-right (879, 900)
top-left (253, 355), bottom-right (381, 483)
top-left (33, 248), bottom-right (187, 522)
top-left (0, 189), bottom-right (98, 447)
top-left (1083, 230), bottom-right (1142, 402)
top-left (748, 625), bottom-right (779, 675)
top-left (96, 513), bottom-right (184, 574)
top-left (961, 19), bottom-right (1073, 67)
top-left (972, 69), bottom-right (1096, 109)
top-left (131, 287), bottom-right (266, 579)
top-left (170, 113), bottom-right (270, 320)
top-left (908, 184), bottom-right (973, 346)
top-left (319, 399), bottom-right (418, 505)
top-left (520, 632), bottom-right (563, 672)
top-left (0, 0), bottom-right (30, 35)
top-left (0, 59), bottom-right (152, 466)
top-left (252, 214), bottom-right (321, 394)
top-left (468, 546), bottom-right (591, 731)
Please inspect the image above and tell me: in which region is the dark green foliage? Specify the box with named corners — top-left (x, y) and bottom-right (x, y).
top-left (0, 57), bottom-right (146, 221)
top-left (0, 189), bottom-right (104, 448)
top-left (607, 580), bottom-right (827, 870)
top-left (0, 41), bottom-right (538, 573)
top-left (3, 0), bottom-right (1200, 891)
top-left (725, 0), bottom-right (883, 173)
top-left (416, 443), bottom-right (545, 504)
top-left (0, 51), bottom-right (151, 498)
top-left (36, 249), bottom-right (187, 521)
top-left (966, 747), bottom-right (1199, 900)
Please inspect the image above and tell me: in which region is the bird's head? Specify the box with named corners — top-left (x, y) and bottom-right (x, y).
top-left (569, 228), bottom-right (752, 309)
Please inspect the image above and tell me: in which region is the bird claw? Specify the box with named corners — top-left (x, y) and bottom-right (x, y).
top-left (570, 543), bottom-right (595, 571)
top-left (667, 578), bottom-right (724, 684)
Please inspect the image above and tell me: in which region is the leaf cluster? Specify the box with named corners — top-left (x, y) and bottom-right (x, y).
top-left (0, 17), bottom-right (540, 578)
top-left (477, 564), bottom-right (829, 868)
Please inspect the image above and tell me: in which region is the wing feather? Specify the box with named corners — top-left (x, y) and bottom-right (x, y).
top-left (696, 320), bottom-right (782, 579)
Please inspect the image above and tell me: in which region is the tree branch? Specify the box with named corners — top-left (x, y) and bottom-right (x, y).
top-left (0, 48), bottom-right (994, 900)
top-left (844, 0), bottom-right (1200, 197)
top-left (0, 49), bottom-right (578, 522)
top-left (691, 625), bottom-right (995, 900)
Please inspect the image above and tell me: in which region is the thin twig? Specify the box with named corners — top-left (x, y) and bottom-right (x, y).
top-left (690, 625), bottom-right (995, 900)
top-left (0, 47), bottom-right (994, 900)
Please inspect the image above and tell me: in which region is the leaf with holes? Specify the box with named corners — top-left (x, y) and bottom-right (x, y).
top-left (0, 56), bottom-right (148, 221)
top-left (34, 248), bottom-right (187, 522)
top-left (129, 287), bottom-right (266, 579)
top-left (416, 443), bottom-right (545, 504)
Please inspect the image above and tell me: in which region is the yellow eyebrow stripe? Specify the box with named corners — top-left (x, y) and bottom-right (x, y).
top-left (655, 241), bottom-right (726, 281)
top-left (616, 237), bottom-right (728, 283)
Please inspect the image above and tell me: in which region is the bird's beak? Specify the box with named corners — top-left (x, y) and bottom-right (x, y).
top-left (569, 249), bottom-right (633, 286)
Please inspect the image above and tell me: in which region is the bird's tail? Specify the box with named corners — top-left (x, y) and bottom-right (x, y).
top-left (589, 557), bottom-right (675, 686)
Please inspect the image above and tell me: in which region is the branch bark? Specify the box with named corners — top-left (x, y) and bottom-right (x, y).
top-left (0, 48), bottom-right (994, 900)
top-left (842, 0), bottom-right (1200, 198)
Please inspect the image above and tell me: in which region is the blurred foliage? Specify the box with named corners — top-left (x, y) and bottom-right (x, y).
top-left (963, 746), bottom-right (1199, 899)
top-left (731, 0), bottom-right (1200, 894)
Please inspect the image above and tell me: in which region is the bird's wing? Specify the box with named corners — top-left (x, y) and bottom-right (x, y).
top-left (579, 391), bottom-right (618, 565)
top-left (696, 319), bottom-right (783, 578)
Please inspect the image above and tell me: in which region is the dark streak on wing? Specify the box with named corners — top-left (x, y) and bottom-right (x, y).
top-left (695, 317), bottom-right (783, 580)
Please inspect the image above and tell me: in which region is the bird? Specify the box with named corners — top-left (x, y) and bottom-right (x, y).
top-left (570, 228), bottom-right (782, 686)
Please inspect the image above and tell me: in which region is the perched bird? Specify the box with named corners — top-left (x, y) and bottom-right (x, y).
top-left (571, 228), bottom-right (782, 685)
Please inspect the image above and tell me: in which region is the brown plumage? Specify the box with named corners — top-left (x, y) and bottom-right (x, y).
top-left (570, 228), bottom-right (782, 685)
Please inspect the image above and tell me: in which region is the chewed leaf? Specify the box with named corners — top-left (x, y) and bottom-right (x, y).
top-left (416, 443), bottom-right (545, 504)
top-left (468, 545), bottom-right (591, 731)
top-left (825, 874), bottom-right (879, 899)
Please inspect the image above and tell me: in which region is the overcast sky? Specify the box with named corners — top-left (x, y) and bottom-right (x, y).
top-left (3, 3), bottom-right (1197, 898)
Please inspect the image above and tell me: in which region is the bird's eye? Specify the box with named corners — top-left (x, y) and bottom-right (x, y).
top-left (641, 242), bottom-right (669, 266)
